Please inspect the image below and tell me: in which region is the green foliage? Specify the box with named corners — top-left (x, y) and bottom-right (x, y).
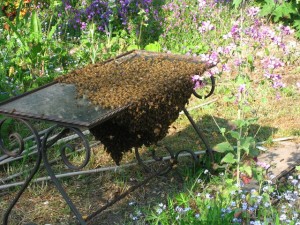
top-left (259, 0), bottom-right (300, 37)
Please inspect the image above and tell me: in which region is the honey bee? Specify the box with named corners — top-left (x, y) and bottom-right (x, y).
top-left (56, 51), bottom-right (209, 163)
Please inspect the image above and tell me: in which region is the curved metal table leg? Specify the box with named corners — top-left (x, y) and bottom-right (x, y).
top-left (182, 107), bottom-right (214, 163)
top-left (41, 126), bottom-right (91, 225)
top-left (0, 119), bottom-right (42, 225)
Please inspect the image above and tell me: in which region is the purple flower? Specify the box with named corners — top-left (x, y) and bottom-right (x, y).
top-left (80, 22), bottom-right (87, 30)
top-left (234, 58), bottom-right (243, 66)
top-left (208, 67), bottom-right (220, 76)
top-left (264, 72), bottom-right (285, 89)
top-left (198, 0), bottom-right (207, 9)
top-left (192, 75), bottom-right (206, 89)
top-left (200, 51), bottom-right (219, 65)
top-left (238, 84), bottom-right (246, 93)
top-left (257, 161), bottom-right (270, 170)
top-left (247, 7), bottom-right (260, 18)
top-left (222, 63), bottom-right (231, 72)
top-left (230, 23), bottom-right (240, 39)
top-left (279, 25), bottom-right (294, 35)
top-left (199, 20), bottom-right (215, 33)
top-left (261, 57), bottom-right (284, 70)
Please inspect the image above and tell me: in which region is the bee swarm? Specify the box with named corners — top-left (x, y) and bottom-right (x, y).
top-left (57, 56), bottom-right (208, 164)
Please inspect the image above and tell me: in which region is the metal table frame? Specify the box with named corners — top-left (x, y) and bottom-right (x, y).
top-left (0, 51), bottom-right (215, 225)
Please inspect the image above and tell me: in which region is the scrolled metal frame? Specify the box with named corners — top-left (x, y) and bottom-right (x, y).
top-left (0, 118), bottom-right (42, 225)
top-left (0, 119), bottom-right (92, 225)
top-left (41, 125), bottom-right (91, 225)
top-left (1, 76), bottom-right (215, 224)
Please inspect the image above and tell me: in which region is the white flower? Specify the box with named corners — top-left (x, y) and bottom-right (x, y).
top-left (280, 214), bottom-right (287, 221)
top-left (156, 208), bottom-right (163, 215)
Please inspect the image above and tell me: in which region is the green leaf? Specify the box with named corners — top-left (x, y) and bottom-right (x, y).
top-left (127, 44), bottom-right (139, 51)
top-left (144, 41), bottom-right (161, 52)
top-left (240, 137), bottom-right (255, 154)
top-left (232, 119), bottom-right (247, 128)
top-left (259, 0), bottom-right (276, 17)
top-left (273, 2), bottom-right (298, 22)
top-left (232, 0), bottom-right (243, 9)
top-left (220, 128), bottom-right (226, 135)
top-left (221, 153), bottom-right (236, 164)
top-left (229, 130), bottom-right (240, 140)
top-left (241, 165), bottom-right (252, 177)
top-left (47, 23), bottom-right (58, 40)
top-left (30, 11), bottom-right (42, 43)
top-left (296, 166), bottom-right (300, 171)
top-left (214, 142), bottom-right (234, 153)
top-left (249, 147), bottom-right (260, 158)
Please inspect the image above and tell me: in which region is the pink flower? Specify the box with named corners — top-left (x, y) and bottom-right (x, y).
top-left (208, 67), bottom-right (220, 76)
top-left (222, 63), bottom-right (231, 72)
top-left (247, 7), bottom-right (260, 18)
top-left (198, 0), bottom-right (206, 9)
top-left (230, 24), bottom-right (240, 39)
top-left (238, 84), bottom-right (246, 93)
top-left (279, 25), bottom-right (294, 35)
top-left (261, 57), bottom-right (284, 70)
top-left (234, 58), bottom-right (243, 66)
top-left (192, 75), bottom-right (206, 89)
top-left (200, 51), bottom-right (219, 65)
top-left (257, 161), bottom-right (270, 170)
top-left (199, 21), bottom-right (215, 33)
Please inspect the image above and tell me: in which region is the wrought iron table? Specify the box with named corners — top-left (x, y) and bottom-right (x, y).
top-left (0, 50), bottom-right (215, 224)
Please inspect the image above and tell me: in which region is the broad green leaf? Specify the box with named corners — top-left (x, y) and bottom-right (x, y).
top-left (241, 165), bottom-right (252, 177)
top-left (221, 153), bottom-right (236, 164)
top-left (259, 0), bottom-right (276, 17)
top-left (232, 119), bottom-right (247, 128)
top-left (293, 19), bottom-right (300, 29)
top-left (240, 137), bottom-right (255, 154)
top-left (249, 147), bottom-right (260, 158)
top-left (296, 166), bottom-right (300, 171)
top-left (229, 130), bottom-right (240, 140)
top-left (214, 142), bottom-right (234, 153)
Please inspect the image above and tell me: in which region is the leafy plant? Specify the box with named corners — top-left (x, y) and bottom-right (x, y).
top-left (259, 0), bottom-right (300, 38)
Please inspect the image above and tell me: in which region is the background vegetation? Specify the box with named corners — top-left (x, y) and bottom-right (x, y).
top-left (0, 0), bottom-right (299, 224)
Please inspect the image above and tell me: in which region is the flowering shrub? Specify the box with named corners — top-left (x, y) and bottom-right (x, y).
top-left (61, 0), bottom-right (161, 42)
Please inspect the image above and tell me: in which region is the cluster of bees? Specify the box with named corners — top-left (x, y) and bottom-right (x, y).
top-left (57, 55), bottom-right (208, 164)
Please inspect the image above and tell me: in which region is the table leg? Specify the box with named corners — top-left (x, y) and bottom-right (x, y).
top-left (183, 108), bottom-right (214, 162)
top-left (41, 125), bottom-right (91, 225)
top-left (0, 118), bottom-right (42, 225)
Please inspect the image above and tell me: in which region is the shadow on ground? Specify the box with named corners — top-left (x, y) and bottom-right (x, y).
top-left (1, 114), bottom-right (283, 225)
